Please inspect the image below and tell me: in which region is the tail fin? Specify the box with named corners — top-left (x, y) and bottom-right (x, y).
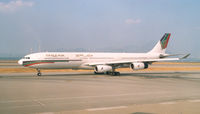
top-left (148, 33), bottom-right (171, 54)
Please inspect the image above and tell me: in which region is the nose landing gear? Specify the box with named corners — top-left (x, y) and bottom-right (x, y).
top-left (36, 69), bottom-right (42, 76)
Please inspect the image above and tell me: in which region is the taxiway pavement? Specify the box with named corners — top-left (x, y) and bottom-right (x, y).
top-left (0, 71), bottom-right (200, 114)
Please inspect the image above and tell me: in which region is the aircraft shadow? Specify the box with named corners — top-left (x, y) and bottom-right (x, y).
top-left (42, 71), bottom-right (200, 80)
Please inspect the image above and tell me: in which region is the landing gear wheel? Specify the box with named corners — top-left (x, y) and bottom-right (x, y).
top-left (111, 72), bottom-right (120, 76)
top-left (36, 69), bottom-right (42, 76)
top-left (116, 72), bottom-right (120, 76)
top-left (37, 72), bottom-right (41, 76)
top-left (106, 71), bottom-right (111, 75)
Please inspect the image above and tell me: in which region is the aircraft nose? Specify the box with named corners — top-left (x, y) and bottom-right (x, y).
top-left (18, 59), bottom-right (23, 65)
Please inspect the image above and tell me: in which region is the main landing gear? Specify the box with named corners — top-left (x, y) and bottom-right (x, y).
top-left (36, 69), bottom-right (42, 76)
top-left (94, 71), bottom-right (120, 76)
top-left (110, 66), bottom-right (120, 76)
top-left (106, 71), bottom-right (120, 76)
top-left (94, 66), bottom-right (120, 76)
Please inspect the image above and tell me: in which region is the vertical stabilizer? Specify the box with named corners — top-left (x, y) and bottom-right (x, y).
top-left (149, 33), bottom-right (171, 54)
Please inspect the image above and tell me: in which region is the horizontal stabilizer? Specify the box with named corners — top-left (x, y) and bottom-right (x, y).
top-left (180, 54), bottom-right (191, 59)
top-left (160, 53), bottom-right (190, 58)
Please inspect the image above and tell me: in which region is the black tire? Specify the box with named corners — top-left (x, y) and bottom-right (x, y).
top-left (111, 72), bottom-right (116, 76)
top-left (106, 71), bottom-right (111, 75)
top-left (116, 72), bottom-right (120, 76)
top-left (37, 73), bottom-right (41, 76)
top-left (111, 72), bottom-right (120, 76)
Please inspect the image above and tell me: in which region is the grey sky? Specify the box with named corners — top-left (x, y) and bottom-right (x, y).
top-left (0, 0), bottom-right (200, 58)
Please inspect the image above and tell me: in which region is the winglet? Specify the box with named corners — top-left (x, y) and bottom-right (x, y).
top-left (180, 54), bottom-right (191, 59)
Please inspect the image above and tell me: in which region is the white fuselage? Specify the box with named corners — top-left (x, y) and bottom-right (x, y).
top-left (19, 52), bottom-right (159, 69)
top-left (18, 52), bottom-right (160, 70)
top-left (17, 33), bottom-right (187, 76)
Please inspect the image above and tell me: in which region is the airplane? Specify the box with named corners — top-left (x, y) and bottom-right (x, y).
top-left (18, 33), bottom-right (190, 76)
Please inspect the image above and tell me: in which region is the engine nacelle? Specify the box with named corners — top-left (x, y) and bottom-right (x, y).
top-left (130, 63), bottom-right (148, 70)
top-left (94, 65), bottom-right (112, 73)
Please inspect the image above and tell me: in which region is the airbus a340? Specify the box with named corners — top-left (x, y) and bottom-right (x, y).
top-left (18, 33), bottom-right (190, 76)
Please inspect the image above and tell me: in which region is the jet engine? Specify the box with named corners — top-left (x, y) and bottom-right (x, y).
top-left (94, 65), bottom-right (112, 73)
top-left (130, 63), bottom-right (148, 70)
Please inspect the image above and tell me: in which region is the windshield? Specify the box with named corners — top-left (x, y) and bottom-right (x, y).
top-left (22, 57), bottom-right (30, 59)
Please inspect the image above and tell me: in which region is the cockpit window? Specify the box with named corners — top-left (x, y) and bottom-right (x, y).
top-left (23, 57), bottom-right (30, 59)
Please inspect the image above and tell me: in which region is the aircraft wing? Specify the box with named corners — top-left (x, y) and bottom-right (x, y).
top-left (87, 54), bottom-right (190, 66)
